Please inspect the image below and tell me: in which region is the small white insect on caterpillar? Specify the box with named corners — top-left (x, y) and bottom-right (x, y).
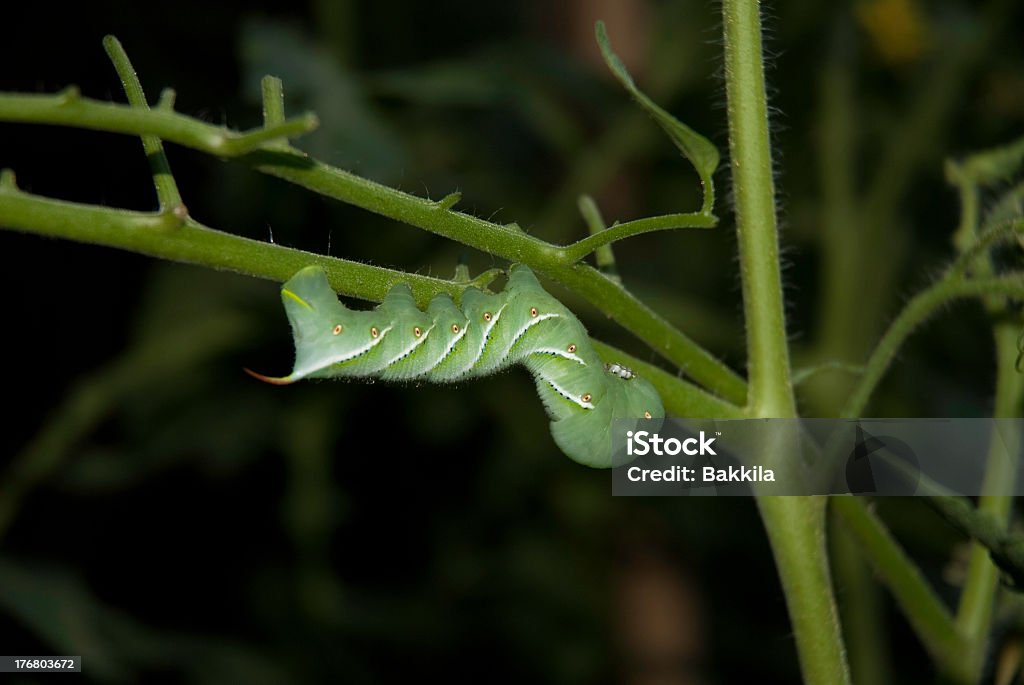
top-left (248, 264), bottom-right (664, 467)
top-left (604, 362), bottom-right (636, 380)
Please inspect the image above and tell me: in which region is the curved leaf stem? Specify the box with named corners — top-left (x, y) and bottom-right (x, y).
top-left (841, 273), bottom-right (1024, 419)
top-left (560, 211), bottom-right (717, 263)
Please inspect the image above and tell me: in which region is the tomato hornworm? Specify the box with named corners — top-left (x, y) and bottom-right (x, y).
top-left (249, 265), bottom-right (664, 467)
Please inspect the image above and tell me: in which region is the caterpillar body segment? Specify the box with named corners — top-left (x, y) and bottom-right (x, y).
top-left (257, 264), bottom-right (664, 467)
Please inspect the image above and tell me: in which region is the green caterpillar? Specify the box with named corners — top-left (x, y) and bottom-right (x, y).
top-left (249, 264), bottom-right (664, 467)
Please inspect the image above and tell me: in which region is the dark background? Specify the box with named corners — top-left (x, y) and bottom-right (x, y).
top-left (1, 0), bottom-right (1022, 683)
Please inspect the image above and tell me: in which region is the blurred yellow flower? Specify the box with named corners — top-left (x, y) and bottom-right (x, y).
top-left (857, 0), bottom-right (931, 66)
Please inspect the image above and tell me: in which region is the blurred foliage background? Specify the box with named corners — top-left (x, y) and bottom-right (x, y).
top-left (1, 0), bottom-right (1023, 682)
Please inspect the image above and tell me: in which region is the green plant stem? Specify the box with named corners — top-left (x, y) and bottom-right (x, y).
top-left (260, 75), bottom-right (290, 151)
top-left (0, 91), bottom-right (319, 155)
top-left (0, 92), bottom-right (746, 403)
top-left (949, 219), bottom-right (1024, 278)
top-left (803, 23), bottom-right (859, 417)
top-left (841, 273), bottom-right (1024, 419)
top-left (722, 0), bottom-right (794, 417)
top-left (0, 183), bottom-right (731, 421)
top-left (949, 163), bottom-right (981, 254)
top-left (955, 322), bottom-right (1024, 679)
top-left (102, 35), bottom-right (182, 210)
top-left (0, 185), bottom-right (479, 305)
top-left (928, 493), bottom-right (1024, 584)
top-left (577, 195), bottom-right (617, 276)
top-left (722, 3), bottom-right (848, 685)
top-left (560, 211), bottom-right (716, 263)
top-left (756, 496), bottom-right (851, 685)
top-left (833, 497), bottom-right (969, 681)
top-left (829, 510), bottom-right (892, 685)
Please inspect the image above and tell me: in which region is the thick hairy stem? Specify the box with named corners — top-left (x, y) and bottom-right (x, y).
top-left (722, 0), bottom-right (794, 417)
top-left (757, 497), bottom-right (852, 685)
top-left (722, 2), bottom-right (847, 684)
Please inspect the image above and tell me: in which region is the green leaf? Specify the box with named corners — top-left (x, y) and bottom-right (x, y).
top-left (595, 20), bottom-right (719, 213)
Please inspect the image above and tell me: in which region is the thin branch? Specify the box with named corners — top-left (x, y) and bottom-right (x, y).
top-left (102, 35), bottom-right (183, 211)
top-left (560, 211), bottom-right (716, 264)
top-left (0, 183), bottom-right (476, 306)
top-left (832, 497), bottom-right (970, 681)
top-left (0, 90), bottom-right (319, 156)
top-left (948, 218), bottom-right (1024, 279)
top-left (260, 75), bottom-right (289, 151)
top-left (841, 273), bottom-right (1024, 419)
top-left (954, 324), bottom-right (1024, 680)
top-left (928, 495), bottom-right (1024, 591)
top-left (577, 195), bottom-right (617, 277)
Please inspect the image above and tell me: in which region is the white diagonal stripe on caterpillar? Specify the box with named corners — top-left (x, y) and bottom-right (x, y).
top-left (383, 323), bottom-right (436, 368)
top-left (528, 347), bottom-right (587, 365)
top-left (499, 312), bottom-right (560, 362)
top-left (294, 324), bottom-right (393, 377)
top-left (462, 301), bottom-right (510, 373)
top-left (425, 321), bottom-right (469, 376)
top-left (534, 370), bottom-right (595, 410)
